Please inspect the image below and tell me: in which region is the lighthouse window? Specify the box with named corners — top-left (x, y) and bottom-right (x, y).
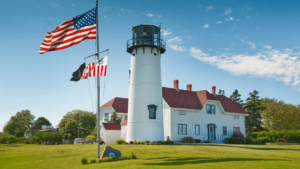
top-left (148, 104), bottom-right (157, 119)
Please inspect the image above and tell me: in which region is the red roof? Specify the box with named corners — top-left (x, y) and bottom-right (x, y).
top-left (102, 123), bottom-right (121, 130)
top-left (163, 87), bottom-right (247, 114)
top-left (100, 137), bottom-right (104, 142)
top-left (162, 87), bottom-right (201, 110)
top-left (121, 119), bottom-right (127, 125)
top-left (101, 97), bottom-right (128, 113)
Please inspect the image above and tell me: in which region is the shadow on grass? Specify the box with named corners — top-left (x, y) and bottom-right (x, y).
top-left (143, 157), bottom-right (284, 166)
top-left (173, 143), bottom-right (300, 151)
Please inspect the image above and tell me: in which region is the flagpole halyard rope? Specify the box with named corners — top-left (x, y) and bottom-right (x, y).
top-left (85, 58), bottom-right (95, 114)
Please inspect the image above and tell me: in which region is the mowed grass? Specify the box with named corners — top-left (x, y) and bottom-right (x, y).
top-left (0, 143), bottom-right (300, 169)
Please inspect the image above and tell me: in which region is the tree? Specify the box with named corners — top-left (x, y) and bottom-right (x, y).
top-left (229, 89), bottom-right (244, 106)
top-left (58, 110), bottom-right (96, 140)
top-left (3, 110), bottom-right (35, 137)
top-left (261, 98), bottom-right (300, 131)
top-left (218, 89), bottom-right (225, 96)
top-left (35, 117), bottom-right (52, 129)
top-left (244, 90), bottom-right (265, 135)
top-left (109, 111), bottom-right (122, 123)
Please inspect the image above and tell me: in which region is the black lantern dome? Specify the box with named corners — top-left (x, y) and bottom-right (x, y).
top-left (127, 24), bottom-right (166, 54)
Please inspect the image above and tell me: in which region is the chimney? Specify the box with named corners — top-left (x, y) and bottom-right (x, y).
top-left (174, 79), bottom-right (179, 89)
top-left (212, 86), bottom-right (216, 94)
top-left (187, 84), bottom-right (192, 91)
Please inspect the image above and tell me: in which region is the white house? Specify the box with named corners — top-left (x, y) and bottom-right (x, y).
top-left (100, 80), bottom-right (248, 143)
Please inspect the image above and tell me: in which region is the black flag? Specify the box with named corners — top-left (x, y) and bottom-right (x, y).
top-left (70, 63), bottom-right (86, 82)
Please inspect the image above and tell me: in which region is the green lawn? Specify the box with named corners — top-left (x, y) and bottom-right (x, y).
top-left (0, 143), bottom-right (300, 169)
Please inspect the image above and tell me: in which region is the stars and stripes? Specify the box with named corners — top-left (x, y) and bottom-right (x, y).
top-left (81, 55), bottom-right (108, 79)
top-left (39, 8), bottom-right (97, 54)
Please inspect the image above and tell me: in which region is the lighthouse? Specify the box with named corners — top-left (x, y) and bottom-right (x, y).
top-left (126, 24), bottom-right (166, 142)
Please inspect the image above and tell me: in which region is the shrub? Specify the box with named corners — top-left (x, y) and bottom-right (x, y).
top-left (115, 139), bottom-right (125, 144)
top-left (41, 142), bottom-right (46, 145)
top-left (231, 130), bottom-right (247, 144)
top-left (183, 136), bottom-right (195, 143)
top-left (251, 130), bottom-right (300, 144)
top-left (245, 137), bottom-right (254, 144)
top-left (98, 159), bottom-right (103, 163)
top-left (158, 141), bottom-right (163, 145)
top-left (81, 157), bottom-right (88, 164)
top-left (204, 140), bottom-right (211, 143)
top-left (194, 139), bottom-right (201, 143)
top-left (90, 159), bottom-right (96, 163)
top-left (100, 141), bottom-right (105, 145)
top-left (86, 135), bottom-right (96, 142)
top-left (131, 153), bottom-right (137, 159)
top-left (129, 141), bottom-right (134, 144)
top-left (256, 137), bottom-right (270, 145)
top-left (145, 140), bottom-right (149, 143)
top-left (165, 141), bottom-right (174, 144)
top-left (150, 142), bottom-right (154, 145)
top-left (139, 141), bottom-right (144, 144)
top-left (224, 138), bottom-right (238, 144)
top-left (102, 157), bottom-right (112, 162)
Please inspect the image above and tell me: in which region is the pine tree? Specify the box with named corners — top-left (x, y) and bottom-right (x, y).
top-left (218, 89), bottom-right (225, 96)
top-left (109, 111), bottom-right (122, 123)
top-left (229, 89), bottom-right (244, 106)
top-left (244, 90), bottom-right (265, 135)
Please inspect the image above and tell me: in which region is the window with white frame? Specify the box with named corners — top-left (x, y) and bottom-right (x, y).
top-left (104, 113), bottom-right (109, 121)
top-left (125, 115), bottom-right (128, 120)
top-left (234, 115), bottom-right (239, 119)
top-left (179, 110), bottom-right (186, 115)
top-left (195, 125), bottom-right (200, 135)
top-left (178, 124), bottom-right (187, 135)
top-left (206, 104), bottom-right (216, 114)
top-left (223, 126), bottom-right (227, 136)
top-left (233, 127), bottom-right (240, 131)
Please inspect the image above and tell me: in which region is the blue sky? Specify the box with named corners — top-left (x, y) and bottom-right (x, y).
top-left (1, 0), bottom-right (300, 132)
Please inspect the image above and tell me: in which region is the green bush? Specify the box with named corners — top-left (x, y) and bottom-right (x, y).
top-left (131, 153), bottom-right (137, 159)
top-left (158, 141), bottom-right (163, 145)
top-left (81, 157), bottom-right (88, 164)
top-left (129, 141), bottom-right (134, 144)
top-left (251, 130), bottom-right (300, 144)
top-left (150, 142), bottom-right (154, 145)
top-left (224, 138), bottom-right (238, 144)
top-left (90, 159), bottom-right (96, 163)
top-left (245, 137), bottom-right (254, 144)
top-left (41, 142), bottom-right (46, 145)
top-left (256, 137), bottom-right (270, 145)
top-left (204, 140), bottom-right (211, 143)
top-left (164, 141), bottom-right (174, 144)
top-left (194, 139), bottom-right (201, 143)
top-left (115, 139), bottom-right (125, 144)
top-left (86, 135), bottom-right (96, 142)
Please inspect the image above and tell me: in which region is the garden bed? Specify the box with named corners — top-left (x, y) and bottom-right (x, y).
top-left (266, 142), bottom-right (299, 145)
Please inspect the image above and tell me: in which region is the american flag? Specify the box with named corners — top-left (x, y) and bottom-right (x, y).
top-left (39, 8), bottom-right (97, 54)
top-left (81, 55), bottom-right (108, 79)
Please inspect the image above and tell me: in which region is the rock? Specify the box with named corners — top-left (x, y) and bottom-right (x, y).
top-left (100, 146), bottom-right (122, 159)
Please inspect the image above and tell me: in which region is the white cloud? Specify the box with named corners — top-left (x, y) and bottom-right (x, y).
top-left (203, 23), bottom-right (209, 28)
top-left (199, 4), bottom-right (201, 7)
top-left (167, 37), bottom-right (186, 52)
top-left (161, 29), bottom-right (172, 36)
top-left (146, 13), bottom-right (154, 17)
top-left (158, 15), bottom-right (161, 18)
top-left (190, 47), bottom-right (300, 91)
top-left (247, 41), bottom-right (256, 49)
top-left (237, 19), bottom-right (241, 21)
top-left (207, 6), bottom-right (215, 10)
top-left (224, 48), bottom-right (230, 51)
top-left (264, 45), bottom-right (272, 50)
top-left (225, 17), bottom-right (234, 21)
top-left (216, 21), bottom-right (223, 24)
top-left (225, 7), bottom-right (232, 14)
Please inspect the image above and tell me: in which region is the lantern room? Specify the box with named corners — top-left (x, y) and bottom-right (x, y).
top-left (127, 24), bottom-right (166, 54)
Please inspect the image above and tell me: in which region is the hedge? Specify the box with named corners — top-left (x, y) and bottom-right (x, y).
top-left (251, 130), bottom-right (300, 144)
top-left (224, 138), bottom-right (238, 144)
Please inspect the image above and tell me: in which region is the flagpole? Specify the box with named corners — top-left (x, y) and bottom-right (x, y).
top-left (96, 0), bottom-right (101, 159)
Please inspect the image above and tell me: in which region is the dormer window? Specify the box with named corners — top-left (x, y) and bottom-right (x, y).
top-left (148, 104), bottom-right (157, 119)
top-left (206, 104), bottom-right (216, 114)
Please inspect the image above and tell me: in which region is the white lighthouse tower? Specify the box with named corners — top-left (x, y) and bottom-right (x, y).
top-left (126, 24), bottom-right (166, 142)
